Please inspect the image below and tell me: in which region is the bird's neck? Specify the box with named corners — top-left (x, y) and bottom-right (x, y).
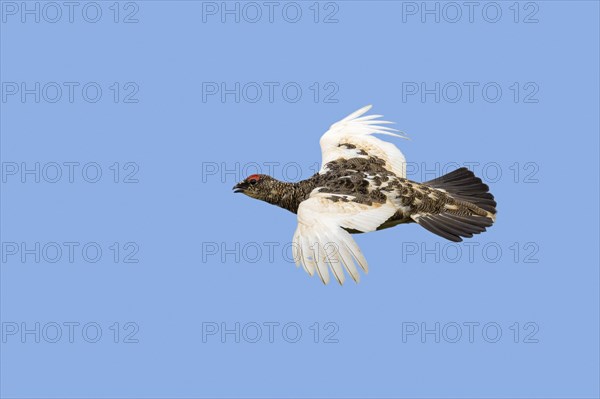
top-left (266, 175), bottom-right (320, 214)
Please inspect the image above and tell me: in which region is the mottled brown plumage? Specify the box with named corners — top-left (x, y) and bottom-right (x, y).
top-left (234, 154), bottom-right (496, 241)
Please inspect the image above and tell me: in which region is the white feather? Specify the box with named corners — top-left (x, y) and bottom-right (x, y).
top-left (319, 105), bottom-right (409, 178)
top-left (291, 195), bottom-right (396, 285)
top-left (290, 106), bottom-right (410, 284)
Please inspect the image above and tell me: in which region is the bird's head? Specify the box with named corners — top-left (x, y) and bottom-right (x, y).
top-left (233, 174), bottom-right (278, 201)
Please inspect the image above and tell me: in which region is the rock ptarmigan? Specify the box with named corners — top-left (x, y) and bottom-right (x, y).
top-left (233, 105), bottom-right (497, 285)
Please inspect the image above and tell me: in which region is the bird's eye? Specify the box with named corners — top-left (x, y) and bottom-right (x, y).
top-left (246, 174), bottom-right (260, 185)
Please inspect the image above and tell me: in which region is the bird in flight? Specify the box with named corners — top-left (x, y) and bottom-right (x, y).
top-left (233, 105), bottom-right (497, 285)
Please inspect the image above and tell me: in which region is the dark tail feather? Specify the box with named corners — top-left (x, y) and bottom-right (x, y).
top-left (424, 167), bottom-right (497, 214)
top-left (412, 168), bottom-right (497, 242)
top-left (413, 213), bottom-right (494, 242)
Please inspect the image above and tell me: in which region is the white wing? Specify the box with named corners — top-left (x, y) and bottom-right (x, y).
top-left (291, 191), bottom-right (397, 285)
top-left (319, 105), bottom-right (409, 177)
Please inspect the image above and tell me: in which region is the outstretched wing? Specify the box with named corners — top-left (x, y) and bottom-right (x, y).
top-left (291, 192), bottom-right (397, 285)
top-left (319, 105), bottom-right (409, 177)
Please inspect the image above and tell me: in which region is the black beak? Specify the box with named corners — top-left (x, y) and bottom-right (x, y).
top-left (233, 182), bottom-right (247, 193)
